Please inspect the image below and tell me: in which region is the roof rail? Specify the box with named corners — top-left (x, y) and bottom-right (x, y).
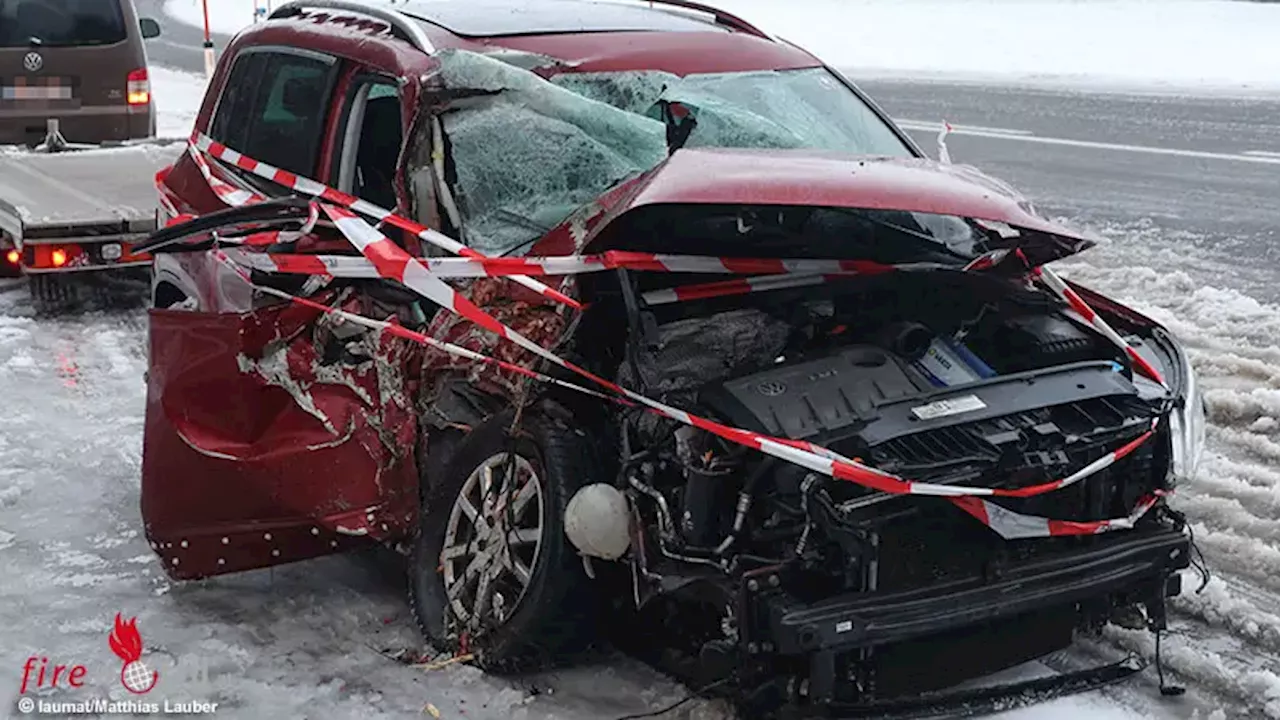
top-left (269, 0), bottom-right (436, 53)
top-left (624, 0), bottom-right (773, 40)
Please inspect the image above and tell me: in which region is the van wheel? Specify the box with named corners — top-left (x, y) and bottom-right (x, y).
top-left (408, 409), bottom-right (597, 672)
top-left (29, 275), bottom-right (77, 314)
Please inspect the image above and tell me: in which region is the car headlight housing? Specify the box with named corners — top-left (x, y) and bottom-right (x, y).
top-left (1168, 347), bottom-right (1206, 486)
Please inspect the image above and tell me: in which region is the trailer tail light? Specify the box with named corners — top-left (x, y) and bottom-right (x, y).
top-left (4, 249), bottom-right (16, 265)
top-left (25, 245), bottom-right (86, 270)
top-left (127, 68), bottom-right (151, 106)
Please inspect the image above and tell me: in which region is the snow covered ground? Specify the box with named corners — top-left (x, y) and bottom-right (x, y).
top-left (164, 0), bottom-right (1280, 95)
top-left (2, 1), bottom-right (1278, 718)
top-left (151, 66), bottom-right (209, 139)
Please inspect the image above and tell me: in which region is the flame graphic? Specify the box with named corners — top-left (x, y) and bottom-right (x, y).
top-left (108, 613), bottom-right (144, 664)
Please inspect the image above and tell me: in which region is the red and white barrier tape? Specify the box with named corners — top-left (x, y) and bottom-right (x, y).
top-left (952, 491), bottom-right (1164, 540)
top-left (188, 130), bottom-right (1162, 388)
top-left (175, 136), bottom-right (1172, 538)
top-left (190, 132), bottom-right (580, 310)
top-left (210, 249), bottom-right (620, 404)
top-left (215, 239), bottom-right (1162, 539)
top-left (216, 246), bottom-right (921, 281)
top-left (314, 204), bottom-right (1159, 504)
top-left (642, 272), bottom-right (840, 305)
top-left (188, 142), bottom-right (268, 211)
top-left (1034, 265), bottom-right (1168, 390)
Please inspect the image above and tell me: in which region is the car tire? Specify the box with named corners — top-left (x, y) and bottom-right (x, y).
top-left (417, 426), bottom-right (463, 506)
top-left (408, 407), bottom-right (599, 672)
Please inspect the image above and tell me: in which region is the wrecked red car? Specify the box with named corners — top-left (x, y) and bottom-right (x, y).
top-left (140, 0), bottom-right (1207, 716)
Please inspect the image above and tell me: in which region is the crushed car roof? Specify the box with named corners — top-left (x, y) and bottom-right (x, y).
top-left (398, 0), bottom-right (732, 37)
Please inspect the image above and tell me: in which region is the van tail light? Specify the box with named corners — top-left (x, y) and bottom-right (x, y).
top-left (127, 68), bottom-right (151, 106)
top-left (4, 250), bottom-right (17, 266)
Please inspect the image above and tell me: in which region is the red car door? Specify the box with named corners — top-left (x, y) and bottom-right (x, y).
top-left (141, 48), bottom-right (421, 580)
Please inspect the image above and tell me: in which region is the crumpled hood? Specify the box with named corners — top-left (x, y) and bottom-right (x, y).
top-left (576, 148), bottom-right (1096, 265)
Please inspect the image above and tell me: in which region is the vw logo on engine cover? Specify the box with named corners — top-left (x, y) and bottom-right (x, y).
top-left (23, 52), bottom-right (43, 73)
top-left (756, 380), bottom-right (787, 397)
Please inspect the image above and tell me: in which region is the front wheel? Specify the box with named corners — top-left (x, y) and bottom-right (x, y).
top-left (408, 409), bottom-right (599, 672)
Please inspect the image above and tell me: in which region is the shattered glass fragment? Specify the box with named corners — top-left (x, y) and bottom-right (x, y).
top-left (436, 49), bottom-right (666, 255)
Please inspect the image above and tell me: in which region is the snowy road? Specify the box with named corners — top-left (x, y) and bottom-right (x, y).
top-left (856, 79), bottom-right (1280, 305)
top-left (2, 1), bottom-right (1279, 718)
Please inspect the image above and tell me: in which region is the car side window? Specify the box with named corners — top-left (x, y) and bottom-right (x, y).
top-left (209, 50), bottom-right (337, 180)
top-left (208, 53), bottom-right (265, 150)
top-left (332, 78), bottom-right (403, 211)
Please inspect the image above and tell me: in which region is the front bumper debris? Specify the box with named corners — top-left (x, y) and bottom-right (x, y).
top-left (762, 527), bottom-right (1188, 655)
top-left (737, 525), bottom-right (1189, 713)
top-left (787, 654), bottom-right (1146, 719)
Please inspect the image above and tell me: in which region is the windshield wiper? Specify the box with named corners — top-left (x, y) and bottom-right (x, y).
top-left (495, 208), bottom-right (551, 235)
top-left (652, 99), bottom-right (698, 155)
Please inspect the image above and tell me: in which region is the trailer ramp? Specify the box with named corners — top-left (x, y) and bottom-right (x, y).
top-left (0, 141), bottom-right (184, 308)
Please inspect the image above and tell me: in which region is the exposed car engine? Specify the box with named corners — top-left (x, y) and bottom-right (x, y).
top-left (581, 269), bottom-right (1180, 708)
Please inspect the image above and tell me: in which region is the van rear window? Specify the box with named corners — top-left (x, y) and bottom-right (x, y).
top-left (0, 0), bottom-right (128, 48)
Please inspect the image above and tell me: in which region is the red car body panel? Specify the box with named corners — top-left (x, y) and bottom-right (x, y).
top-left (141, 5), bottom-right (1090, 579)
top-left (142, 292), bottom-right (421, 579)
top-left (555, 149), bottom-right (1094, 253)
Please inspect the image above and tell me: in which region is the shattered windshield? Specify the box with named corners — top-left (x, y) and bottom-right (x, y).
top-left (553, 68), bottom-right (911, 156)
top-left (434, 50), bottom-right (913, 255)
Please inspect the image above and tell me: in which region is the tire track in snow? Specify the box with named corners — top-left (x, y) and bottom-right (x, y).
top-left (1208, 425), bottom-right (1280, 465)
top-left (1204, 387), bottom-right (1280, 425)
top-left (1175, 577), bottom-right (1280, 658)
top-left (1175, 493), bottom-right (1280, 548)
top-left (1098, 626), bottom-right (1280, 720)
top-left (1184, 455), bottom-right (1280, 521)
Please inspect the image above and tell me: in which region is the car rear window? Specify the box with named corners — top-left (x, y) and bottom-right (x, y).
top-left (0, 0), bottom-right (128, 48)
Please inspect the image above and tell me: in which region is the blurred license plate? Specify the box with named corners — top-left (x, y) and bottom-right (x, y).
top-left (2, 76), bottom-right (73, 100)
top-left (2, 85), bottom-right (72, 100)
top-left (100, 243), bottom-right (123, 261)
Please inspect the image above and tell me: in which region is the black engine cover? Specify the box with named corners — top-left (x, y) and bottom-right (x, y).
top-left (700, 346), bottom-right (1147, 457)
top-left (699, 346), bottom-right (928, 439)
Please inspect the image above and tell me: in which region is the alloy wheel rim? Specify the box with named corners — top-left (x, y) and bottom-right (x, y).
top-left (440, 452), bottom-right (545, 633)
